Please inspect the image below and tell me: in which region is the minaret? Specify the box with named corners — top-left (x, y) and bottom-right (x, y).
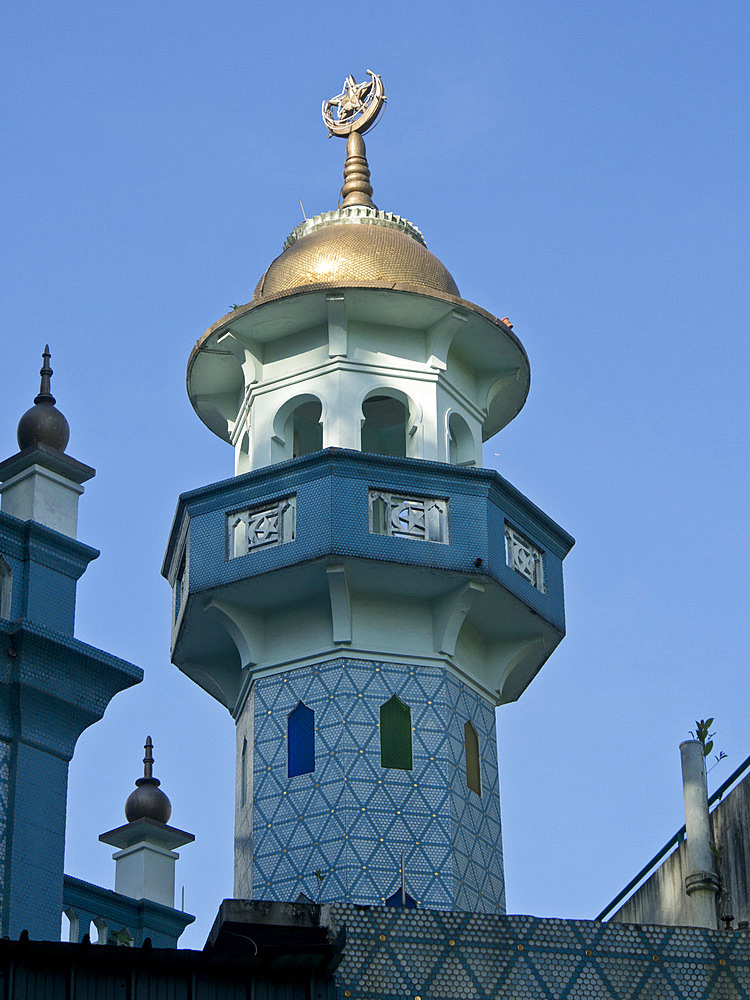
top-left (0, 349), bottom-right (142, 939)
top-left (100, 736), bottom-right (195, 909)
top-left (163, 76), bottom-right (573, 912)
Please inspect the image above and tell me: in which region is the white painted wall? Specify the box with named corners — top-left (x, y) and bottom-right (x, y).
top-left (0, 464), bottom-right (84, 538)
top-left (113, 842), bottom-right (178, 908)
top-left (235, 340), bottom-right (483, 472)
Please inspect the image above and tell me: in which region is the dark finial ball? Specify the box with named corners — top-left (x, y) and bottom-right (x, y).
top-left (125, 778), bottom-right (172, 824)
top-left (17, 403), bottom-right (70, 452)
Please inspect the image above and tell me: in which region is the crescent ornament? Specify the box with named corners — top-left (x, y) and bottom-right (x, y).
top-left (322, 70), bottom-right (387, 137)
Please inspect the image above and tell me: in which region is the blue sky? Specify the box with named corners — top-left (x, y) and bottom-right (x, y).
top-left (2, 2), bottom-right (749, 947)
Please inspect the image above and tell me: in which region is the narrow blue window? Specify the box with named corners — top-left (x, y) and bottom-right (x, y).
top-left (288, 702), bottom-right (315, 777)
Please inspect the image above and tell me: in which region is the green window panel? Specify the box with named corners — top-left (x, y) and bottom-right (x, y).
top-left (464, 720), bottom-right (481, 796)
top-left (380, 695), bottom-right (413, 770)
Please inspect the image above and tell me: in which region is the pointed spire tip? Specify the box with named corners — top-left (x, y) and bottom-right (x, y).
top-left (35, 345), bottom-right (55, 405)
top-left (143, 736), bottom-right (154, 779)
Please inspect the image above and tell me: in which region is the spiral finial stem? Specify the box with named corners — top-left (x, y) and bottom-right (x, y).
top-left (340, 132), bottom-right (376, 210)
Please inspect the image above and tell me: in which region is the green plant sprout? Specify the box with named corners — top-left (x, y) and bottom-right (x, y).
top-left (689, 718), bottom-right (728, 772)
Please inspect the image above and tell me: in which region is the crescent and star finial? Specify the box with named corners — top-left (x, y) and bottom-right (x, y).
top-left (322, 71), bottom-right (387, 211)
top-left (321, 70), bottom-right (386, 137)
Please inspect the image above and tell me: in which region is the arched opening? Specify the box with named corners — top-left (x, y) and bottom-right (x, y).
top-left (361, 394), bottom-right (408, 457)
top-left (292, 400), bottom-right (323, 458)
top-left (464, 720), bottom-right (481, 796)
top-left (0, 556), bottom-right (12, 620)
top-left (272, 395), bottom-right (324, 462)
top-left (380, 695), bottom-right (413, 770)
top-left (288, 702), bottom-right (315, 777)
top-left (448, 412), bottom-right (476, 467)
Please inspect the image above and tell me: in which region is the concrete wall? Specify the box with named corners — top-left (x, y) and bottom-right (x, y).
top-left (612, 769), bottom-right (750, 926)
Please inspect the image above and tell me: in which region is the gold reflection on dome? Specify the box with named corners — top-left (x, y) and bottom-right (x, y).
top-left (253, 210), bottom-right (460, 302)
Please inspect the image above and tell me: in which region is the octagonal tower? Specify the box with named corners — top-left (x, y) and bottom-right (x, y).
top-left (163, 76), bottom-right (573, 912)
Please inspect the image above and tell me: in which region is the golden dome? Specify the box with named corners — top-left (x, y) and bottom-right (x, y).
top-left (252, 207), bottom-right (460, 302)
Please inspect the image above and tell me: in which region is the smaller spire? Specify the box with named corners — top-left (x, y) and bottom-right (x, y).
top-left (143, 735), bottom-right (154, 779)
top-left (34, 345), bottom-right (55, 405)
top-left (124, 735), bottom-right (172, 824)
top-left (16, 346), bottom-right (70, 453)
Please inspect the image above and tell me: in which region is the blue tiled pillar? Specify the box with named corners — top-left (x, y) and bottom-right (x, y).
top-left (3, 744), bottom-right (69, 940)
top-left (239, 658), bottom-right (504, 912)
top-left (0, 514), bottom-right (142, 940)
top-left (166, 451), bottom-right (573, 913)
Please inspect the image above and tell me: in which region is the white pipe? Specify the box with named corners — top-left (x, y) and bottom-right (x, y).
top-left (680, 739), bottom-right (719, 929)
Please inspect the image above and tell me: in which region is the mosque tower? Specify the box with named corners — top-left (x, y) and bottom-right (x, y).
top-left (163, 74), bottom-right (573, 912)
top-left (0, 349), bottom-right (142, 939)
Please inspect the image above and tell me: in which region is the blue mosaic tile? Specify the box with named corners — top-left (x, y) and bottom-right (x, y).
top-left (239, 658), bottom-right (504, 912)
top-left (62, 875), bottom-right (193, 947)
top-left (0, 740), bottom-right (9, 936)
top-left (0, 515), bottom-right (143, 941)
top-left (330, 905), bottom-right (750, 999)
top-left (165, 450), bottom-right (573, 638)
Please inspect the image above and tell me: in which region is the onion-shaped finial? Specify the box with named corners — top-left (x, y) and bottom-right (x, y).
top-left (16, 346), bottom-right (70, 452)
top-left (124, 735), bottom-right (172, 825)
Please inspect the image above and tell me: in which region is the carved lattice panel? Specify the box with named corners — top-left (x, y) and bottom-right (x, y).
top-left (228, 496), bottom-right (296, 558)
top-left (369, 491), bottom-right (448, 543)
top-left (505, 523), bottom-right (544, 592)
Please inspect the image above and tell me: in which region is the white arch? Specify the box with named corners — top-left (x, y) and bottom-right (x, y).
top-left (92, 917), bottom-right (108, 944)
top-left (61, 908), bottom-right (79, 942)
top-left (359, 385), bottom-right (423, 459)
top-left (271, 392), bottom-right (327, 462)
top-left (446, 410), bottom-right (478, 467)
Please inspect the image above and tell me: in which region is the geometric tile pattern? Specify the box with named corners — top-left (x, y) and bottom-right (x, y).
top-left (444, 676), bottom-right (503, 913)
top-left (0, 740), bottom-right (9, 937)
top-left (236, 658), bottom-right (504, 913)
top-left (331, 905), bottom-right (750, 999)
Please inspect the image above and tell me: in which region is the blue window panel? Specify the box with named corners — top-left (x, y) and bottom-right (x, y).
top-left (385, 888), bottom-right (417, 909)
top-left (288, 702), bottom-right (315, 777)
